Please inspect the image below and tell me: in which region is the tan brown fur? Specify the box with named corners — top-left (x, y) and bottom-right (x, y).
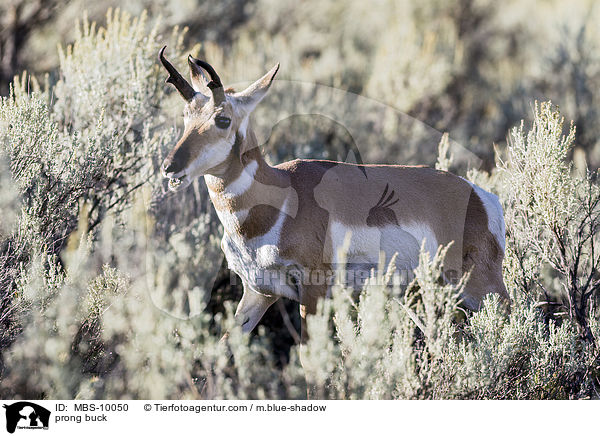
top-left (204, 143), bottom-right (506, 313)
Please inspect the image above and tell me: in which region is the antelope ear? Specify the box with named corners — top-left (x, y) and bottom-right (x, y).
top-left (187, 55), bottom-right (211, 96)
top-left (232, 63), bottom-right (279, 116)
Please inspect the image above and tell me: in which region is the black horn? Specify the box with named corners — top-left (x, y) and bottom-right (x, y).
top-left (188, 56), bottom-right (226, 105)
top-left (158, 46), bottom-right (196, 102)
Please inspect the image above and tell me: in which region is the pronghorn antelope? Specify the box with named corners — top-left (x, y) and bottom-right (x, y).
top-left (158, 47), bottom-right (509, 338)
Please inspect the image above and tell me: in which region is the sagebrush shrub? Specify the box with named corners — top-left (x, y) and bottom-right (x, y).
top-left (0, 10), bottom-right (184, 351)
top-left (499, 101), bottom-right (600, 344)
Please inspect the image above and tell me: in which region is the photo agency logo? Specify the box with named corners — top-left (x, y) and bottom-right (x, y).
top-left (2, 402), bottom-right (50, 433)
top-left (145, 54), bottom-right (490, 322)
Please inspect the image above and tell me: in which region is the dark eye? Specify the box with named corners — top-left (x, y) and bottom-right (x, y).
top-left (215, 116), bottom-right (231, 129)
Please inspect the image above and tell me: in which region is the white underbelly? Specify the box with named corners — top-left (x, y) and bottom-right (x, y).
top-left (326, 220), bottom-right (438, 285)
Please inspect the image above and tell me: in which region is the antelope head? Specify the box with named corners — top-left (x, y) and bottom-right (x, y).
top-left (158, 46), bottom-right (279, 191)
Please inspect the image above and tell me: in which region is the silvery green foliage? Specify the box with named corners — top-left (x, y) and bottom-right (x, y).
top-left (366, 1), bottom-right (457, 113)
top-left (0, 78), bottom-right (120, 341)
top-left (52, 9), bottom-right (180, 227)
top-left (0, 10), bottom-right (184, 342)
top-left (499, 101), bottom-right (600, 342)
top-left (301, 244), bottom-right (464, 399)
top-left (2, 238), bottom-right (122, 399)
top-left (56, 9), bottom-right (163, 130)
top-left (2, 205), bottom-right (300, 400)
top-left (0, 84), bottom-right (114, 248)
top-left (453, 292), bottom-right (592, 399)
top-left (300, 243), bottom-right (593, 399)
top-left (0, 153), bottom-right (19, 237)
top-left (0, 9), bottom-right (181, 253)
top-left (4, 217), bottom-right (594, 399)
top-left (435, 132), bottom-right (452, 171)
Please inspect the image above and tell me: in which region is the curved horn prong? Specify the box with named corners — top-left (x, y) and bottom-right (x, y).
top-left (188, 56), bottom-right (226, 105)
top-left (158, 46), bottom-right (196, 102)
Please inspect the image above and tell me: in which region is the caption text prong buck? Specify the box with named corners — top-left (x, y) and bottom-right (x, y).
top-left (158, 46), bottom-right (509, 340)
